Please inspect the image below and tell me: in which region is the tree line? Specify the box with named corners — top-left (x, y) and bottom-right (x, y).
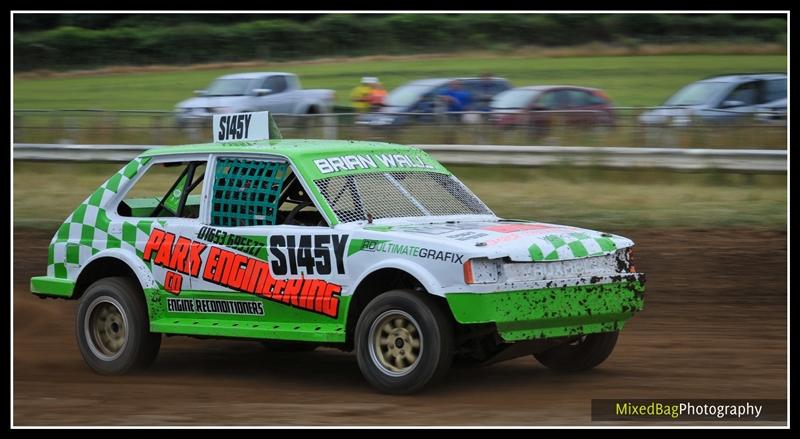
top-left (14, 14), bottom-right (787, 71)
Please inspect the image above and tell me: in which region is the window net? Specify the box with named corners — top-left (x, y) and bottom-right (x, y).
top-left (315, 172), bottom-right (493, 223)
top-left (211, 158), bottom-right (288, 227)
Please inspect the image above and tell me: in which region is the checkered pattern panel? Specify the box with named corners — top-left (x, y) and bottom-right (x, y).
top-left (48, 157), bottom-right (153, 279)
top-left (527, 232), bottom-right (619, 262)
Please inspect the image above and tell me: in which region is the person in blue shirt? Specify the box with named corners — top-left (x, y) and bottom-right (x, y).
top-left (438, 80), bottom-right (472, 113)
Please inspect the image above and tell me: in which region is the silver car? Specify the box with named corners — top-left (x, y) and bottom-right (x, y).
top-left (175, 72), bottom-right (335, 123)
top-left (639, 73), bottom-right (787, 126)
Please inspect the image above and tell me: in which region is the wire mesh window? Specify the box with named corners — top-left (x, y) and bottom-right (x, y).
top-left (211, 158), bottom-right (288, 227)
top-left (315, 172), bottom-right (493, 223)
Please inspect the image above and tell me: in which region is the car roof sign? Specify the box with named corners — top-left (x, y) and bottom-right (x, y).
top-left (213, 111), bottom-right (272, 143)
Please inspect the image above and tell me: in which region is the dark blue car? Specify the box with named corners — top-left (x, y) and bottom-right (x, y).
top-left (356, 77), bottom-right (512, 126)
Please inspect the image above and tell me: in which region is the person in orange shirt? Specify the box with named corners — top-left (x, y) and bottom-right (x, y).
top-left (367, 81), bottom-right (388, 111)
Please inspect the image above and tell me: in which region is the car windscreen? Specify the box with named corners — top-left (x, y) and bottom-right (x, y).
top-left (492, 89), bottom-right (542, 109)
top-left (315, 171), bottom-right (493, 223)
top-left (385, 85), bottom-right (432, 108)
top-left (205, 78), bottom-right (252, 96)
top-left (664, 81), bottom-right (729, 106)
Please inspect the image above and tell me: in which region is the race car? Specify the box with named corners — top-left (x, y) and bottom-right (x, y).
top-left (30, 112), bottom-right (645, 394)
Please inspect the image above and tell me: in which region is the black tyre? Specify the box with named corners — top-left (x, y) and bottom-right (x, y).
top-left (260, 340), bottom-right (317, 352)
top-left (76, 277), bottom-right (161, 375)
top-left (534, 331), bottom-right (619, 372)
top-left (355, 290), bottom-right (453, 394)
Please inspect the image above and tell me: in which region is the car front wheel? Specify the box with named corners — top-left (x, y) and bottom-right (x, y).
top-left (76, 277), bottom-right (161, 375)
top-left (354, 290), bottom-right (453, 394)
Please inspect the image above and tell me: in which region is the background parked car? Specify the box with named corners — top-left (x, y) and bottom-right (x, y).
top-left (356, 77), bottom-right (512, 126)
top-left (175, 72), bottom-right (335, 124)
top-left (754, 98), bottom-right (787, 123)
top-left (638, 73), bottom-right (787, 126)
top-left (490, 85), bottom-right (615, 131)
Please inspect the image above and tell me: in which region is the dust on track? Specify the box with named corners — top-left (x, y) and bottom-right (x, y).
top-left (13, 227), bottom-right (787, 426)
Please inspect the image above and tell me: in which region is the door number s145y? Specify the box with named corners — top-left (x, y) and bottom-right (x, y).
top-left (269, 234), bottom-right (348, 276)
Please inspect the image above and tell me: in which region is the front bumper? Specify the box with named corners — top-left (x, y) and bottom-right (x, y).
top-left (30, 276), bottom-right (75, 298)
top-left (445, 276), bottom-right (645, 342)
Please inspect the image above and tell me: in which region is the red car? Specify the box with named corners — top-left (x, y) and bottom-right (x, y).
top-left (490, 86), bottom-right (615, 129)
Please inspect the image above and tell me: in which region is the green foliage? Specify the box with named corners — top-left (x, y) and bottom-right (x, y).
top-left (13, 14), bottom-right (787, 71)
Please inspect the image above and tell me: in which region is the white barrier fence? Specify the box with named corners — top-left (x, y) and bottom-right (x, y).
top-left (13, 143), bottom-right (787, 172)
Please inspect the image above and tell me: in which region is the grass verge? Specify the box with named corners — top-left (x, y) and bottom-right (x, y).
top-left (14, 52), bottom-right (787, 110)
top-left (13, 161), bottom-right (786, 231)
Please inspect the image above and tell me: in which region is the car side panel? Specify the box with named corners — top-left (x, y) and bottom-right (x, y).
top-left (45, 157), bottom-right (153, 288)
top-left (140, 222), bottom-right (353, 341)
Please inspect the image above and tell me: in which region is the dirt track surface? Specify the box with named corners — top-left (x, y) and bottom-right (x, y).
top-left (13, 228), bottom-right (787, 426)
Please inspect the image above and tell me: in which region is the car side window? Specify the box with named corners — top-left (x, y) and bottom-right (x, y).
top-left (211, 158), bottom-right (288, 227)
top-left (724, 81), bottom-right (760, 107)
top-left (550, 90), bottom-right (572, 109)
top-left (763, 78), bottom-right (787, 103)
top-left (118, 161), bottom-right (206, 219)
top-left (466, 80), bottom-right (500, 111)
top-left (461, 80), bottom-right (478, 95)
top-left (210, 157), bottom-right (326, 227)
top-left (566, 90), bottom-right (592, 107)
top-left (536, 91), bottom-right (558, 109)
top-left (261, 76), bottom-right (288, 94)
top-left (586, 92), bottom-right (608, 105)
top-left (276, 169), bottom-right (327, 226)
top-left (494, 81), bottom-right (511, 94)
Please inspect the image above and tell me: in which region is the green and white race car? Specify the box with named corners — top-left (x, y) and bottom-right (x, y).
top-left (30, 112), bottom-right (645, 394)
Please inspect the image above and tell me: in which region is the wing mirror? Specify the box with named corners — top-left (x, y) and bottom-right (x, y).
top-left (193, 90), bottom-right (207, 96)
top-left (253, 88), bottom-right (271, 97)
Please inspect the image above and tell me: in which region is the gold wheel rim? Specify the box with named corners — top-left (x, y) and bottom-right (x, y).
top-left (368, 310), bottom-right (423, 377)
top-left (84, 297), bottom-right (128, 361)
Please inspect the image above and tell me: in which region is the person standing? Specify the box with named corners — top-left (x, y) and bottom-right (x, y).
top-left (367, 80), bottom-right (388, 111)
top-left (438, 80), bottom-right (473, 123)
top-left (350, 77), bottom-right (375, 112)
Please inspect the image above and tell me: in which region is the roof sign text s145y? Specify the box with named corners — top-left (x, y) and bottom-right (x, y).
top-left (213, 111), bottom-right (270, 143)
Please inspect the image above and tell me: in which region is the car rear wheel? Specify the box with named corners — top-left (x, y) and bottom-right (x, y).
top-left (76, 277), bottom-right (161, 375)
top-left (533, 331), bottom-right (618, 372)
top-left (355, 290), bottom-right (453, 394)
